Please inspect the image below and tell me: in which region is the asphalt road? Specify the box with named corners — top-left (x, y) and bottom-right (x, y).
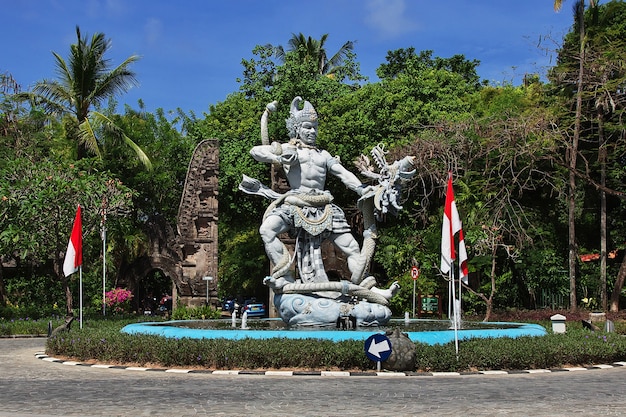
top-left (1, 337), bottom-right (625, 416)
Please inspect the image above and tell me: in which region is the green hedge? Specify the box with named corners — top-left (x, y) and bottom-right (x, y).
top-left (44, 321), bottom-right (626, 372)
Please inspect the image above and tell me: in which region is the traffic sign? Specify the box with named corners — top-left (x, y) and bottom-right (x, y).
top-left (411, 266), bottom-right (420, 280)
top-left (364, 333), bottom-right (392, 362)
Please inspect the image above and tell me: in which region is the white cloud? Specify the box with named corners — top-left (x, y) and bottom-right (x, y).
top-left (364, 0), bottom-right (419, 39)
top-left (104, 0), bottom-right (128, 17)
top-left (143, 18), bottom-right (163, 46)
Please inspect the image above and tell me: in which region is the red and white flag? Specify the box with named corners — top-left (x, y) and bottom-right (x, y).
top-left (63, 205), bottom-right (83, 277)
top-left (440, 173), bottom-right (469, 284)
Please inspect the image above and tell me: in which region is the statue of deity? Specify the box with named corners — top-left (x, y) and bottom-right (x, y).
top-left (240, 97), bottom-right (416, 326)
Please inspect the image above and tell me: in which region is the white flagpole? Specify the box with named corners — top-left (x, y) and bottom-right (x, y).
top-left (101, 200), bottom-right (107, 316)
top-left (412, 279), bottom-right (416, 318)
top-left (448, 271), bottom-right (452, 321)
top-left (79, 265), bottom-right (83, 329)
top-left (452, 267), bottom-right (459, 359)
top-left (458, 264), bottom-right (463, 321)
top-left (102, 218), bottom-right (106, 316)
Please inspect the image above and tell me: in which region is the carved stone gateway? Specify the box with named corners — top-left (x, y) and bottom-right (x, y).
top-left (175, 139), bottom-right (219, 306)
top-left (122, 139), bottom-right (219, 307)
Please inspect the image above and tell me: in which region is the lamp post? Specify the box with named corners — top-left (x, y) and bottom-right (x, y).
top-left (202, 276), bottom-right (213, 306)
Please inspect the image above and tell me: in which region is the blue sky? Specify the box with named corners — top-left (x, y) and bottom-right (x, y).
top-left (4, 0), bottom-right (578, 116)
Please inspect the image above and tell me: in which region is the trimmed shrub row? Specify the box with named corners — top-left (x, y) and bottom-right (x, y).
top-left (45, 322), bottom-right (626, 372)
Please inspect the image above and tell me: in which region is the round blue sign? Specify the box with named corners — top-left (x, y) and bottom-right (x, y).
top-left (364, 333), bottom-right (392, 362)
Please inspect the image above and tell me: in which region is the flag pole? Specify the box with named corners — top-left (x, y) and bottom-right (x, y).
top-left (102, 227), bottom-right (106, 316)
top-left (458, 261), bottom-right (463, 320)
top-left (448, 271), bottom-right (452, 322)
top-left (452, 267), bottom-right (459, 359)
top-left (441, 171), bottom-right (464, 359)
top-left (101, 207), bottom-right (106, 316)
top-left (79, 265), bottom-right (83, 329)
top-left (63, 204), bottom-right (83, 329)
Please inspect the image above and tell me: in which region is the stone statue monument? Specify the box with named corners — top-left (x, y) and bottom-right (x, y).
top-left (240, 97), bottom-right (415, 326)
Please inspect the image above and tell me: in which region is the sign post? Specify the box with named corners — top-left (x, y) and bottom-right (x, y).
top-left (411, 266), bottom-right (419, 317)
top-left (202, 276), bottom-right (213, 306)
top-left (364, 333), bottom-right (393, 372)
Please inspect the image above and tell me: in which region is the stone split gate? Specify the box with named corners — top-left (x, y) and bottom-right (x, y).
top-left (121, 139), bottom-right (219, 307)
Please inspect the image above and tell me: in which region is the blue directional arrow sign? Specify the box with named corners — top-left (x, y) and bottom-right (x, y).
top-left (364, 333), bottom-right (392, 362)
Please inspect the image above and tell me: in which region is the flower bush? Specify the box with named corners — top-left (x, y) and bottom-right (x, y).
top-left (104, 288), bottom-right (133, 314)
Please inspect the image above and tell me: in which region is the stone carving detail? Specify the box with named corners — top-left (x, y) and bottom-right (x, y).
top-left (175, 139), bottom-right (219, 303)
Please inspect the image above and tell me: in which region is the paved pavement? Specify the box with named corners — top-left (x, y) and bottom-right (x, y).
top-left (1, 337), bottom-right (626, 416)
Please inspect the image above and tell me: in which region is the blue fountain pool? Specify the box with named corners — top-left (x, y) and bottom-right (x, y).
top-left (121, 319), bottom-right (547, 345)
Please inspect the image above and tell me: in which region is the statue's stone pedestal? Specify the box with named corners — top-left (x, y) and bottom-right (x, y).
top-left (274, 293), bottom-right (392, 327)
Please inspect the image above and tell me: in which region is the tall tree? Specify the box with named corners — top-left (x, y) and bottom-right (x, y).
top-left (553, 0), bottom-right (597, 311)
top-left (553, 0), bottom-right (626, 312)
top-left (30, 26), bottom-right (151, 169)
top-left (272, 33), bottom-right (355, 77)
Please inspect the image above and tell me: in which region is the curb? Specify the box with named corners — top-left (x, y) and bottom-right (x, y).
top-left (34, 352), bottom-right (626, 377)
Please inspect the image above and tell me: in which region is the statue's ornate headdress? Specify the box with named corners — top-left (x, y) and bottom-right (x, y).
top-left (286, 96), bottom-right (318, 138)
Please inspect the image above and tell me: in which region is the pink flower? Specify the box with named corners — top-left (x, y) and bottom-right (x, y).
top-left (105, 288), bottom-right (133, 311)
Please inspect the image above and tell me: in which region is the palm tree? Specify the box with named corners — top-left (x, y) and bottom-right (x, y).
top-left (272, 33), bottom-right (355, 76)
top-left (32, 26), bottom-right (151, 169)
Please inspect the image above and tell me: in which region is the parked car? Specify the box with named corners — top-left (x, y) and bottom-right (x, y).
top-left (222, 298), bottom-right (240, 314)
top-left (241, 299), bottom-right (266, 317)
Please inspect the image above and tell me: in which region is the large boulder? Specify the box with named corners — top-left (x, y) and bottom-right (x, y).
top-left (382, 328), bottom-right (416, 371)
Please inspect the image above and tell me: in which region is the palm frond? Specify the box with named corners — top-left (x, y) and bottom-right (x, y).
top-left (324, 40), bottom-right (355, 74)
top-left (92, 56), bottom-right (140, 102)
top-left (77, 118), bottom-right (102, 157)
top-left (122, 133), bottom-right (153, 171)
top-left (91, 111), bottom-right (152, 171)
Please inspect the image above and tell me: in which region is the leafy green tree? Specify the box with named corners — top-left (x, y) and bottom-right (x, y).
top-left (321, 49), bottom-right (479, 172)
top-left (380, 80), bottom-right (563, 317)
top-left (1, 72), bottom-right (70, 163)
top-left (106, 104), bottom-right (197, 223)
top-left (377, 48), bottom-right (481, 89)
top-left (238, 44), bottom-right (278, 100)
top-left (0, 157), bottom-right (134, 314)
top-left (573, 1), bottom-right (626, 312)
top-left (96, 104), bottom-right (198, 291)
top-left (28, 26), bottom-right (150, 169)
top-left (551, 0), bottom-right (599, 311)
top-left (239, 33), bottom-right (363, 101)
top-left (551, 0), bottom-right (626, 311)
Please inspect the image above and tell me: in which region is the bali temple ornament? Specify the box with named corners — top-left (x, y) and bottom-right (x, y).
top-left (239, 97), bottom-right (416, 327)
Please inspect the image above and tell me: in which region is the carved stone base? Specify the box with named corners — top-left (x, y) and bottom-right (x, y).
top-left (273, 293), bottom-right (392, 327)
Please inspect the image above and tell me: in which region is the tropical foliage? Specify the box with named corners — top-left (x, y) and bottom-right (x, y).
top-left (28, 26), bottom-right (151, 169)
top-left (2, 2), bottom-right (626, 319)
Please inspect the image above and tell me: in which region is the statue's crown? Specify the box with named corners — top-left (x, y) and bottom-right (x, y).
top-left (286, 96), bottom-right (317, 138)
top-left (290, 96), bottom-right (318, 124)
